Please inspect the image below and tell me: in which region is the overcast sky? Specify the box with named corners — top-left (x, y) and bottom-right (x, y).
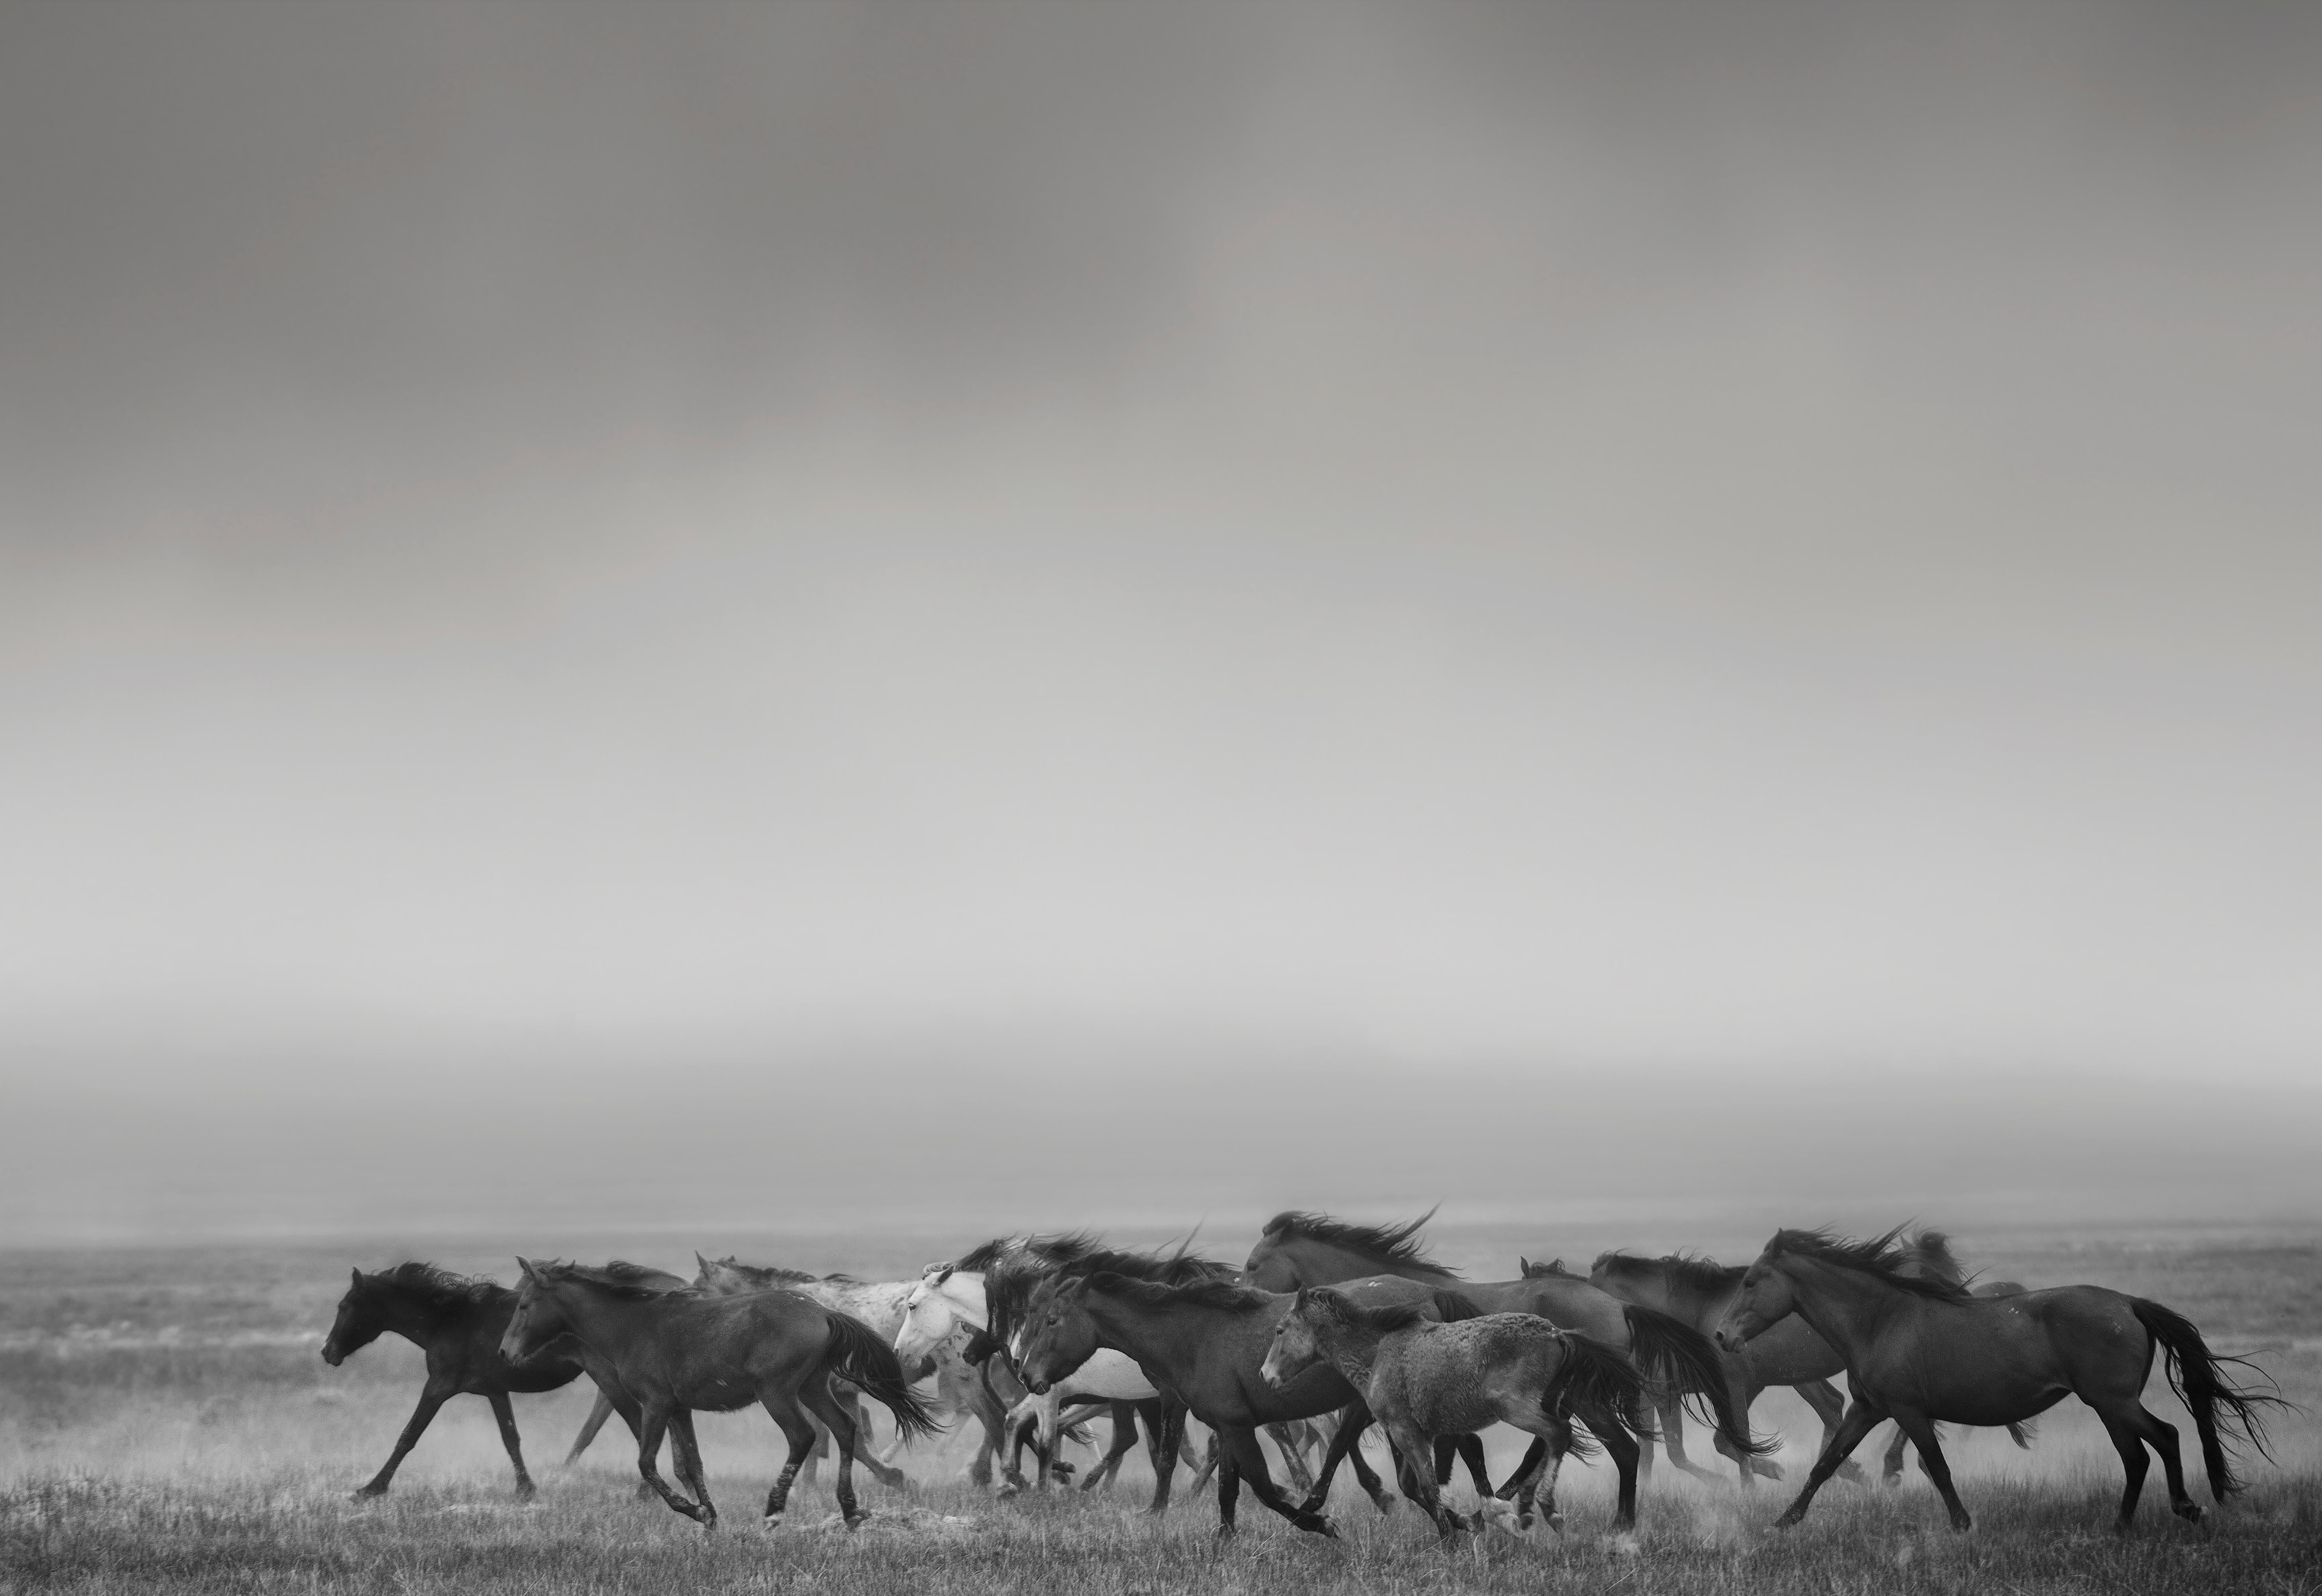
top-left (3, 3), bottom-right (2317, 1237)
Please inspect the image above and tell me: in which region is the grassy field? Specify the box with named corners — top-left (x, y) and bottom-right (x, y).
top-left (2, 1223), bottom-right (2318, 1594)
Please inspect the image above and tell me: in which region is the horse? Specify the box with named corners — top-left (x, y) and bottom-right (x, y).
top-left (501, 1258), bottom-right (940, 1529)
top-left (320, 1261), bottom-right (679, 1500)
top-left (961, 1233), bottom-right (1336, 1502)
top-left (1712, 1227), bottom-right (2284, 1533)
top-left (1243, 1211), bottom-right (1768, 1505)
top-left (1262, 1286), bottom-right (1655, 1539)
top-left (1576, 1229), bottom-right (2034, 1486)
top-left (1016, 1268), bottom-right (1504, 1538)
top-left (899, 1261), bottom-right (1194, 1506)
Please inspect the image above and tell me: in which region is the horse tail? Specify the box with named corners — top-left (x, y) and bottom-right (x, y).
top-left (1621, 1303), bottom-right (1777, 1458)
top-left (818, 1310), bottom-right (944, 1443)
top-left (1541, 1332), bottom-right (1654, 1458)
top-left (1431, 1290), bottom-right (1485, 1322)
top-left (2130, 1297), bottom-right (2283, 1500)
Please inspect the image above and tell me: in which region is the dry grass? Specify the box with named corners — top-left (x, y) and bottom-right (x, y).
top-left (3, 1227), bottom-right (2318, 1595)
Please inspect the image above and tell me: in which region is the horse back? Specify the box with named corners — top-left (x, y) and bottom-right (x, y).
top-left (1465, 1277), bottom-right (1631, 1342)
top-left (618, 1290), bottom-right (840, 1411)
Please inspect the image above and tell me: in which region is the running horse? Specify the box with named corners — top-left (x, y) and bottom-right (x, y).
top-left (1262, 1286), bottom-right (1654, 1538)
top-left (1015, 1269), bottom-right (1486, 1537)
top-left (502, 1258), bottom-right (940, 1529)
top-left (1576, 1229), bottom-right (2032, 1485)
top-left (320, 1261), bottom-right (685, 1500)
top-left (1243, 1211), bottom-right (1768, 1507)
top-left (1713, 1228), bottom-right (2283, 1533)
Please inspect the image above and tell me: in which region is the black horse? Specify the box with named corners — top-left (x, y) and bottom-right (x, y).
top-left (320, 1261), bottom-right (675, 1499)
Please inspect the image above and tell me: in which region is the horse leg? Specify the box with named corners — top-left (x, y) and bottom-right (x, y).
top-left (1656, 1386), bottom-right (1719, 1484)
top-left (1224, 1424), bottom-right (1339, 1537)
top-left (1878, 1420), bottom-right (1912, 1487)
top-left (667, 1410), bottom-right (716, 1528)
top-left (1213, 1429), bottom-right (1243, 1538)
top-left (1083, 1405), bottom-right (1138, 1492)
top-left (1598, 1415), bottom-right (1644, 1530)
top-left (634, 1404), bottom-right (709, 1523)
top-left (1299, 1403), bottom-right (1388, 1516)
top-left (758, 1389), bottom-right (822, 1527)
top-left (485, 1390), bottom-right (537, 1498)
top-left (1141, 1401), bottom-right (1182, 1515)
top-left (1388, 1420), bottom-right (1461, 1541)
top-left (1708, 1369), bottom-right (1780, 1483)
top-left (352, 1380), bottom-right (452, 1498)
top-left (1791, 1378), bottom-right (1864, 1484)
top-left (1265, 1421), bottom-right (1317, 1495)
top-left (1496, 1438), bottom-right (1547, 1500)
top-left (803, 1378), bottom-right (869, 1526)
top-left (2135, 1405), bottom-right (2199, 1525)
top-left (1773, 1399), bottom-right (1885, 1529)
top-left (563, 1386), bottom-right (618, 1467)
top-left (1886, 1409), bottom-right (1969, 1531)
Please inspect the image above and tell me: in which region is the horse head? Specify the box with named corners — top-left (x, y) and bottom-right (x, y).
top-left (321, 1267), bottom-right (381, 1366)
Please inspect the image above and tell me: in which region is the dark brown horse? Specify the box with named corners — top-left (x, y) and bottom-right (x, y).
top-left (1244, 1212), bottom-right (1767, 1504)
top-left (1713, 1228), bottom-right (2283, 1533)
top-left (320, 1261), bottom-right (680, 1500)
top-left (502, 1258), bottom-right (939, 1528)
top-left (1576, 1229), bottom-right (2032, 1485)
top-left (1016, 1269), bottom-right (1480, 1537)
top-left (963, 1233), bottom-right (1335, 1507)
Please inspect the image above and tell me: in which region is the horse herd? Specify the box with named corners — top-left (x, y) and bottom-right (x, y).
top-left (318, 1211), bottom-right (2283, 1544)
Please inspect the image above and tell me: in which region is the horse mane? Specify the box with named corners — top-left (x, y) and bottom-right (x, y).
top-left (529, 1259), bottom-right (689, 1301)
top-left (703, 1255), bottom-right (824, 1286)
top-left (369, 1262), bottom-right (507, 1310)
top-left (956, 1236), bottom-right (1021, 1273)
top-left (1906, 1229), bottom-right (1965, 1284)
top-left (1520, 1257), bottom-right (1584, 1279)
top-left (1076, 1271), bottom-right (1272, 1314)
top-left (1767, 1228), bottom-right (1975, 1302)
top-left (1051, 1243), bottom-right (1231, 1284)
top-left (1260, 1209), bottom-right (1458, 1278)
top-left (1592, 1249), bottom-right (1744, 1295)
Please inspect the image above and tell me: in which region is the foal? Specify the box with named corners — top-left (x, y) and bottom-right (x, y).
top-left (1262, 1286), bottom-right (1652, 1539)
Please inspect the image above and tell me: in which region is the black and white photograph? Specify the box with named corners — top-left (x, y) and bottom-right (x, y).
top-left (2, 4), bottom-right (2317, 1592)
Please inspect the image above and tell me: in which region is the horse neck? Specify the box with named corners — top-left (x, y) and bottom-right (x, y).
top-left (1308, 1314), bottom-right (1386, 1387)
top-left (544, 1282), bottom-right (649, 1350)
top-left (1078, 1287), bottom-right (1207, 1381)
top-left (369, 1286), bottom-right (459, 1347)
top-left (1662, 1270), bottom-right (1741, 1329)
top-left (1777, 1256), bottom-right (1911, 1353)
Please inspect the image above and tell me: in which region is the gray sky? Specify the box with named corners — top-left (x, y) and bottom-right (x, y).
top-left (3, 2), bottom-right (2317, 1237)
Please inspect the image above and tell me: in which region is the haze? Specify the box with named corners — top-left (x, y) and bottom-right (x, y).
top-left (3, 2), bottom-right (2317, 1242)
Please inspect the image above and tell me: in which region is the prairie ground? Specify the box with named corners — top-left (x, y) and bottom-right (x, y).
top-left (3, 1222), bottom-right (2317, 1594)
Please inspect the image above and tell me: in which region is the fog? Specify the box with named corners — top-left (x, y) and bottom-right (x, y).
top-left (2, 2), bottom-right (2318, 1241)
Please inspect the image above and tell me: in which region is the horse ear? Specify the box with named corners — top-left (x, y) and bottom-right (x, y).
top-left (1519, 1257), bottom-right (1532, 1274)
top-left (934, 1264), bottom-right (954, 1285)
top-left (351, 1267), bottom-right (363, 1287)
top-left (1293, 1285), bottom-right (1311, 1306)
top-left (515, 1256), bottom-right (537, 1281)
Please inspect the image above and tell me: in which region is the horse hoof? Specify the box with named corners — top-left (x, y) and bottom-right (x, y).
top-left (2174, 1503), bottom-right (2204, 1524)
top-left (1212, 1525), bottom-right (1238, 1541)
top-left (349, 1487), bottom-right (385, 1502)
top-left (845, 1512), bottom-right (872, 1531)
top-left (1310, 1515), bottom-right (1341, 1540)
top-left (1774, 1512), bottom-right (1805, 1531)
top-left (1948, 1514), bottom-right (1972, 1533)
